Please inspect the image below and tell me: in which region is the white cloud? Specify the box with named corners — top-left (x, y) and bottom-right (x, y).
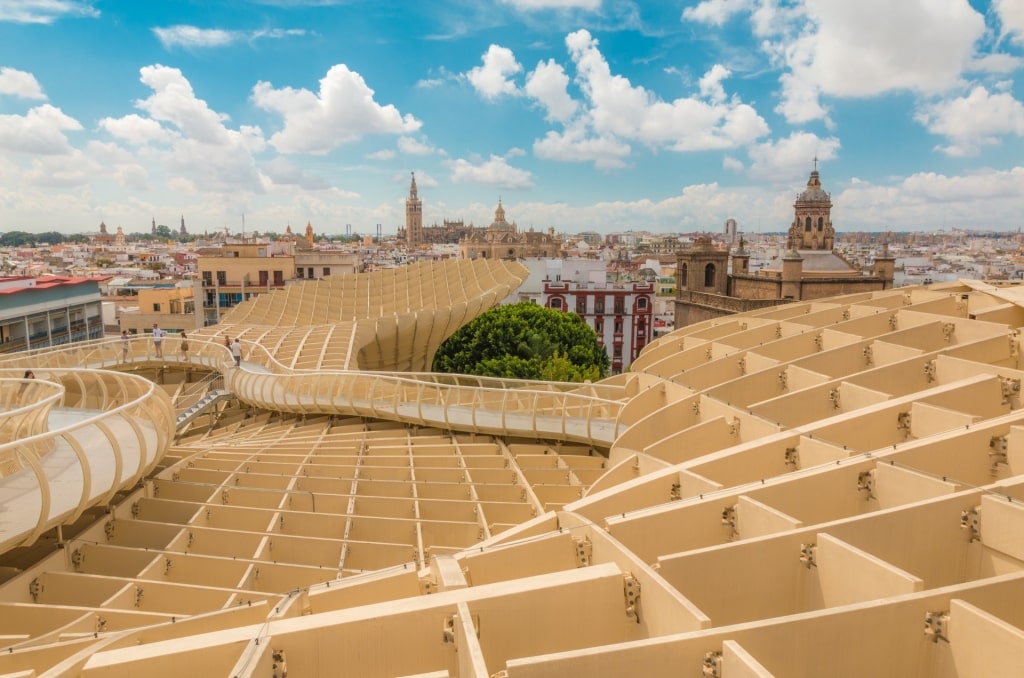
top-left (0, 104), bottom-right (81, 154)
top-left (398, 136), bottom-right (436, 156)
top-left (449, 155), bottom-right (534, 189)
top-left (396, 170), bottom-right (439, 189)
top-left (366, 149), bottom-right (396, 160)
top-left (153, 26), bottom-right (237, 49)
top-left (916, 86), bottom-right (1024, 156)
top-left (153, 25), bottom-right (307, 49)
top-left (525, 58), bottom-right (578, 122)
top-left (698, 64), bottom-right (731, 104)
top-left (97, 65), bottom-right (267, 194)
top-left (260, 156), bottom-right (330, 190)
top-left (533, 125), bottom-right (630, 168)
top-left (745, 131), bottom-right (840, 182)
top-left (565, 30), bottom-right (769, 150)
top-left (682, 0), bottom-right (753, 26)
top-left (500, 0), bottom-right (601, 9)
top-left (0, 67), bottom-right (46, 99)
top-left (99, 113), bottom-right (174, 145)
top-left (995, 0), bottom-right (1024, 45)
top-left (467, 45), bottom-right (523, 100)
top-left (253, 63), bottom-right (421, 154)
top-left (0, 0), bottom-right (98, 24)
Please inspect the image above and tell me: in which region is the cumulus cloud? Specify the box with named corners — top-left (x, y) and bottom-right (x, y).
top-left (253, 63), bottom-right (421, 154)
top-left (0, 67), bottom-right (46, 99)
top-left (525, 59), bottom-right (578, 122)
top-left (565, 29), bottom-right (769, 151)
top-left (99, 65), bottom-right (267, 194)
top-left (745, 131), bottom-right (840, 182)
top-left (682, 0), bottom-right (753, 26)
top-left (533, 125), bottom-right (630, 168)
top-left (0, 0), bottom-right (98, 24)
top-left (994, 0), bottom-right (1024, 45)
top-left (0, 104), bottom-right (81, 154)
top-left (259, 156), bottom-right (330, 190)
top-left (687, 0), bottom-right (990, 125)
top-left (449, 155), bottom-right (534, 189)
top-left (398, 136), bottom-right (436, 156)
top-left (916, 86), bottom-right (1024, 156)
top-left (467, 45), bottom-right (523, 100)
top-left (366, 149), bottom-right (395, 160)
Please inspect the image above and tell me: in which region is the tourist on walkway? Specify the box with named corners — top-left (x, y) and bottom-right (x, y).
top-left (180, 331), bottom-right (190, 361)
top-left (121, 330), bottom-right (130, 363)
top-left (152, 323), bottom-right (164, 358)
top-left (230, 338), bottom-right (242, 367)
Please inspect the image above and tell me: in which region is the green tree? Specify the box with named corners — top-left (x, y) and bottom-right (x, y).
top-left (432, 303), bottom-right (609, 382)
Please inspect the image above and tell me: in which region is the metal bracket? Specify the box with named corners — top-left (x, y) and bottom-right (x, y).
top-left (623, 574), bottom-right (641, 623)
top-left (1000, 378), bottom-right (1021, 405)
top-left (942, 323), bottom-right (955, 343)
top-left (737, 357), bottom-right (746, 375)
top-left (104, 521), bottom-right (115, 542)
top-left (573, 536), bottom-right (593, 567)
top-left (862, 346), bottom-right (873, 366)
top-left (924, 610), bottom-right (950, 642)
top-left (721, 505), bottom-right (737, 538)
top-left (669, 483), bottom-right (682, 501)
top-left (800, 542), bottom-right (817, 568)
top-left (420, 573), bottom-right (437, 595)
top-left (989, 435), bottom-right (1009, 476)
top-left (131, 501), bottom-right (140, 519)
top-left (828, 388), bottom-right (841, 410)
top-left (784, 447), bottom-right (799, 467)
top-left (70, 548), bottom-right (84, 572)
top-left (271, 650), bottom-right (288, 678)
top-left (778, 370), bottom-right (788, 391)
top-left (134, 586), bottom-right (144, 608)
top-left (924, 360), bottom-right (937, 383)
top-left (701, 650), bottom-right (723, 677)
top-left (814, 333), bottom-right (824, 351)
top-left (857, 470), bottom-right (876, 499)
top-left (29, 578), bottom-right (42, 602)
top-left (897, 411), bottom-right (912, 435)
top-left (960, 506), bottom-right (981, 542)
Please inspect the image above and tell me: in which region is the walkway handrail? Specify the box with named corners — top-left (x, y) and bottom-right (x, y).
top-left (0, 368), bottom-right (174, 552)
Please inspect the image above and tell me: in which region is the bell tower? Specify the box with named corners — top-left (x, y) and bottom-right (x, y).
top-left (787, 159), bottom-right (835, 251)
top-left (405, 172), bottom-right (423, 248)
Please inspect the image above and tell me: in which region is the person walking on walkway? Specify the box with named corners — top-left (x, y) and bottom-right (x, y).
top-left (121, 330), bottom-right (130, 363)
top-left (180, 331), bottom-right (190, 361)
top-left (152, 323), bottom-right (164, 358)
top-left (230, 337), bottom-right (242, 367)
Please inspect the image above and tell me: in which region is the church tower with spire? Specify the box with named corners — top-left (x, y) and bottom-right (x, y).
top-left (786, 159), bottom-right (835, 251)
top-left (405, 172), bottom-right (423, 248)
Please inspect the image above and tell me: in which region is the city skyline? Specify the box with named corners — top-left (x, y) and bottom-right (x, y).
top-left (0, 0), bottom-right (1022, 235)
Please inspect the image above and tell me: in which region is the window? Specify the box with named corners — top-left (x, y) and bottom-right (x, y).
top-left (308, 268), bottom-right (314, 279)
top-left (613, 345), bottom-right (622, 358)
top-left (323, 267), bottom-right (330, 277)
top-left (551, 298), bottom-right (563, 310)
top-left (274, 271), bottom-right (284, 285)
top-left (637, 297), bottom-right (648, 309)
top-left (595, 298), bottom-right (605, 314)
top-left (153, 303), bottom-right (161, 312)
top-left (216, 271), bottom-right (226, 285)
top-left (202, 271), bottom-right (212, 285)
top-left (704, 263), bottom-right (716, 287)
top-left (259, 271), bottom-right (269, 286)
top-left (679, 263), bottom-right (688, 289)
top-left (576, 298), bottom-right (587, 314)
top-left (297, 268), bottom-right (304, 279)
top-left (614, 320), bottom-right (623, 334)
top-left (595, 319), bottom-right (604, 334)
top-left (614, 298), bottom-right (624, 314)
top-left (805, 217), bottom-right (812, 232)
top-left (817, 217), bottom-right (824, 231)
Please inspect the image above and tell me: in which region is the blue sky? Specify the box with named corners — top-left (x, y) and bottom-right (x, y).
top-left (0, 0), bottom-right (1022, 236)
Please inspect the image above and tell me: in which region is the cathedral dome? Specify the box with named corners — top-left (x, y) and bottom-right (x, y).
top-left (796, 170), bottom-right (831, 204)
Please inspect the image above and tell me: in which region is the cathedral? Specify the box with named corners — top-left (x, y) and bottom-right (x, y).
top-left (675, 168), bottom-right (895, 327)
